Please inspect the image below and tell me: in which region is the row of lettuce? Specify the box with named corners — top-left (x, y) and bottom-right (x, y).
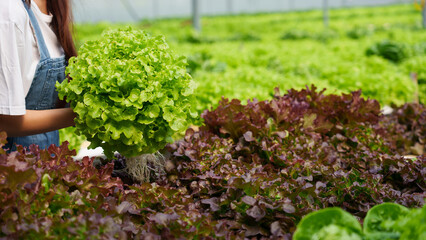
top-left (2, 86), bottom-right (424, 239)
top-left (74, 4), bottom-right (426, 113)
top-left (62, 4), bottom-right (426, 148)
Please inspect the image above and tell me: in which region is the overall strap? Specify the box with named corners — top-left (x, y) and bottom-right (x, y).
top-left (22, 0), bottom-right (50, 60)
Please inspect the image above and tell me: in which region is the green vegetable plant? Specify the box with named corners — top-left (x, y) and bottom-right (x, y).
top-left (366, 40), bottom-right (410, 63)
top-left (293, 208), bottom-right (363, 240)
top-left (56, 27), bottom-right (197, 181)
top-left (293, 203), bottom-right (426, 240)
top-left (363, 203), bottom-right (410, 240)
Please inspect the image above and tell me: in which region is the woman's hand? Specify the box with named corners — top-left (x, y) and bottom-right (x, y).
top-left (0, 108), bottom-right (76, 137)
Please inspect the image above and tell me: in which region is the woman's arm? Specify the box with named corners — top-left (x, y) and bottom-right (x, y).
top-left (0, 108), bottom-right (76, 137)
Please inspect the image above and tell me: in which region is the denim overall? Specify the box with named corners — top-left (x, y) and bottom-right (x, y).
top-left (5, 0), bottom-right (66, 151)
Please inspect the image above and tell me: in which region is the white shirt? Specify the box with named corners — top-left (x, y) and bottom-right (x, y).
top-left (0, 0), bottom-right (64, 115)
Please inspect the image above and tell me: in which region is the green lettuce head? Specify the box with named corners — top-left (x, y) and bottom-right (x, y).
top-left (57, 27), bottom-right (197, 158)
top-left (293, 208), bottom-right (363, 240)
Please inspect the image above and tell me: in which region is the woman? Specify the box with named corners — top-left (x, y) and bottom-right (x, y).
top-left (0, 0), bottom-right (76, 151)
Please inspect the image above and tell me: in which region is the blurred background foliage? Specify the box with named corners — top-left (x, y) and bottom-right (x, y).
top-left (62, 3), bottom-right (426, 149)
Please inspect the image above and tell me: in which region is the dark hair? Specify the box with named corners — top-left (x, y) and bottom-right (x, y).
top-left (26, 0), bottom-right (77, 60)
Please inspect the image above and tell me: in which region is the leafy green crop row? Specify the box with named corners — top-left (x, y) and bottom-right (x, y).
top-left (73, 4), bottom-right (426, 111)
